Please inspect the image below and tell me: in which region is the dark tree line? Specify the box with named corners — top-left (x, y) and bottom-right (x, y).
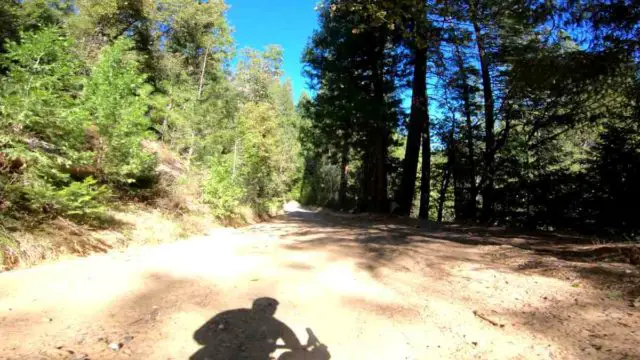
top-left (300, 0), bottom-right (639, 237)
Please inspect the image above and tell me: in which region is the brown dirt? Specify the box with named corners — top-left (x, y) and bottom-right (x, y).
top-left (1, 207), bottom-right (638, 360)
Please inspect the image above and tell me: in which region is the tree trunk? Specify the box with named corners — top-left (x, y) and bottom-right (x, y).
top-left (162, 97), bottom-right (172, 142)
top-left (359, 152), bottom-right (372, 212)
top-left (473, 20), bottom-right (495, 221)
top-left (197, 46), bottom-right (209, 100)
top-left (437, 165), bottom-right (451, 223)
top-left (377, 128), bottom-right (390, 211)
top-left (339, 135), bottom-right (350, 209)
top-left (418, 97), bottom-right (431, 220)
top-left (464, 94), bottom-right (478, 218)
top-left (299, 164), bottom-right (307, 203)
top-left (186, 44), bottom-right (210, 169)
top-left (369, 36), bottom-right (389, 213)
top-left (398, 47), bottom-right (427, 215)
top-left (439, 115), bottom-right (457, 223)
top-left (455, 45), bottom-right (478, 219)
top-left (371, 125), bottom-right (388, 212)
top-left (232, 138), bottom-right (238, 179)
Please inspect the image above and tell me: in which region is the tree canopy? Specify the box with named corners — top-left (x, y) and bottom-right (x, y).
top-left (301, 0), bottom-right (639, 236)
top-left (1, 0), bottom-right (304, 224)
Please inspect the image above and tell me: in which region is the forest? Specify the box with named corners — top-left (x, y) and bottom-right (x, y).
top-left (0, 0), bottom-right (638, 245)
top-left (0, 0), bottom-right (304, 236)
top-left (0, 1), bottom-right (639, 359)
top-left (301, 0), bottom-right (639, 237)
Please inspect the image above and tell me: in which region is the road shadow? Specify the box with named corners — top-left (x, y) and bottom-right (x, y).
top-left (282, 209), bottom-right (639, 269)
top-left (190, 297), bottom-right (330, 360)
top-left (279, 209), bottom-right (640, 300)
top-left (274, 211), bottom-right (640, 358)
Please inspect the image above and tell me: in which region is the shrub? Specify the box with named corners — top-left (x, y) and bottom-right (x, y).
top-left (19, 177), bottom-right (111, 220)
top-left (203, 157), bottom-right (245, 218)
top-left (82, 37), bottom-right (157, 187)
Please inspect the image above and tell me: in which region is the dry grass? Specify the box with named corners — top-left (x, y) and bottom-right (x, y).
top-left (0, 226), bottom-right (19, 270)
top-left (142, 139), bottom-right (206, 214)
top-left (0, 198), bottom-right (289, 271)
top-left (1, 204), bottom-right (218, 271)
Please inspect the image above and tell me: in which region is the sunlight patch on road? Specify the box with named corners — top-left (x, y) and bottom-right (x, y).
top-left (317, 261), bottom-right (397, 300)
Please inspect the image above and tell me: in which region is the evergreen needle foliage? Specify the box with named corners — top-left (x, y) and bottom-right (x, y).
top-left (0, 0), bottom-right (304, 224)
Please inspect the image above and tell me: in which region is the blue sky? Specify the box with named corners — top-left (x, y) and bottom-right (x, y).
top-left (225, 1), bottom-right (319, 102)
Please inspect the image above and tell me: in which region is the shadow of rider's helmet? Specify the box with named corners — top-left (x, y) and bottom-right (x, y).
top-left (252, 297), bottom-right (279, 317)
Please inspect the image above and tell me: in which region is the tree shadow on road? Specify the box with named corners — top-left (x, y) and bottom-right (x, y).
top-left (190, 297), bottom-right (330, 360)
top-left (275, 211), bottom-right (640, 359)
top-left (280, 210), bottom-right (639, 289)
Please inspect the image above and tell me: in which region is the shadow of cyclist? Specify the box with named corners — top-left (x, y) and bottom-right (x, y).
top-left (190, 297), bottom-right (329, 360)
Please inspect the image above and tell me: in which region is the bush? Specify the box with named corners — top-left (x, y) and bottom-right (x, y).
top-left (19, 177), bottom-right (111, 220)
top-left (0, 27), bottom-right (108, 223)
top-left (82, 37), bottom-right (157, 187)
top-left (203, 158), bottom-right (245, 218)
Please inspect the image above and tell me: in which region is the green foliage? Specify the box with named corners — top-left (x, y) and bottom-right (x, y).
top-left (203, 158), bottom-right (245, 218)
top-left (303, 2), bottom-right (403, 212)
top-left (0, 0), bottom-right (305, 232)
top-left (221, 49), bottom-right (304, 212)
top-left (0, 0), bottom-right (637, 242)
top-left (0, 27), bottom-right (84, 149)
top-left (155, 0), bottom-right (232, 67)
top-left (586, 123), bottom-right (640, 235)
top-left (70, 0), bottom-right (149, 41)
top-left (1, 30), bottom-right (156, 223)
top-left (150, 42), bottom-right (304, 218)
top-left (299, 155), bottom-right (342, 207)
top-left (0, 27), bottom-right (96, 219)
top-left (0, 0), bottom-right (67, 58)
top-left (300, 0), bottom-right (639, 237)
top-left (82, 38), bottom-right (156, 186)
top-left (19, 177), bottom-right (111, 219)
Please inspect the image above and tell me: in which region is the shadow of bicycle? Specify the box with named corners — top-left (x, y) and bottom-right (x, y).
top-left (190, 297), bottom-right (330, 360)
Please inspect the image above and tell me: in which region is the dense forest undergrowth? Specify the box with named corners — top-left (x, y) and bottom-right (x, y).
top-left (1, 0), bottom-right (639, 270)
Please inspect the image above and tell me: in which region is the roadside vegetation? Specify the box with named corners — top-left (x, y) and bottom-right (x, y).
top-left (0, 0), bottom-right (304, 269)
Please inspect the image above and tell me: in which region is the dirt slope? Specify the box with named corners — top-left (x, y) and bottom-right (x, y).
top-left (1, 207), bottom-right (638, 360)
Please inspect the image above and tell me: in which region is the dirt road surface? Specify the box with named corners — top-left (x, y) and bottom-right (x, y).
top-left (1, 207), bottom-right (639, 359)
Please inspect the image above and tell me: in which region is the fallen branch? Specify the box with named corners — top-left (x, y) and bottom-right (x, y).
top-left (473, 310), bottom-right (505, 328)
